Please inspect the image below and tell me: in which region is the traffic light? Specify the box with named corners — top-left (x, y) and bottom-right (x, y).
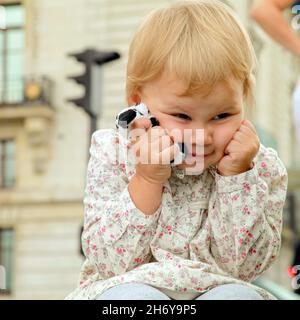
top-left (67, 48), bottom-right (120, 117)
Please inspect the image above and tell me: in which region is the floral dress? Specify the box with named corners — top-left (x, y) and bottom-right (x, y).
top-left (65, 128), bottom-right (288, 300)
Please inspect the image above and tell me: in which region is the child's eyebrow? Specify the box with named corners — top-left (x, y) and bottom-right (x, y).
top-left (172, 104), bottom-right (238, 113)
top-left (215, 105), bottom-right (238, 113)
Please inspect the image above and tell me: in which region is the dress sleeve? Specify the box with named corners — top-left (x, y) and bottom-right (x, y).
top-left (207, 144), bottom-right (288, 282)
top-left (82, 129), bottom-right (161, 279)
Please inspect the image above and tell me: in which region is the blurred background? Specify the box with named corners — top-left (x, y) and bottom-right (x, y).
top-left (0, 0), bottom-right (299, 299)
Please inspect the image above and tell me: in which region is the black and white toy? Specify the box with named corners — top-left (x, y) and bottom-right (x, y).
top-left (115, 103), bottom-right (187, 166)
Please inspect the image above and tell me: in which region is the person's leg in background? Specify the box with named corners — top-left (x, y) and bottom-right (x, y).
top-left (95, 282), bottom-right (172, 300)
top-left (195, 283), bottom-right (264, 300)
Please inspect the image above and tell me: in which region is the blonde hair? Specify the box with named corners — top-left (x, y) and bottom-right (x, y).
top-left (126, 0), bottom-right (257, 107)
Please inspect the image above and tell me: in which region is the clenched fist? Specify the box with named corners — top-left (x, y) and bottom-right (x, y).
top-left (217, 120), bottom-right (260, 176)
top-left (129, 118), bottom-right (180, 185)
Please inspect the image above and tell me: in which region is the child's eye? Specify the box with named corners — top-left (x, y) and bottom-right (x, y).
top-left (172, 113), bottom-right (191, 120)
top-left (213, 113), bottom-right (230, 121)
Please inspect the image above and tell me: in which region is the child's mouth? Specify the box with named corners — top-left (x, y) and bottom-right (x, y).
top-left (190, 153), bottom-right (210, 157)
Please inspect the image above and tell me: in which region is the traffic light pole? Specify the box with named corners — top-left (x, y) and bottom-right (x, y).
top-left (90, 113), bottom-right (97, 142)
top-left (67, 48), bottom-right (120, 257)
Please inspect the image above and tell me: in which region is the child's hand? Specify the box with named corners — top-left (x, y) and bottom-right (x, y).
top-left (217, 120), bottom-right (260, 176)
top-left (129, 118), bottom-right (179, 185)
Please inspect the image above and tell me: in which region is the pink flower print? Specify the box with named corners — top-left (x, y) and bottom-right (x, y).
top-left (86, 269), bottom-right (94, 276)
top-left (240, 227), bottom-right (246, 233)
top-left (239, 238), bottom-right (244, 244)
top-left (136, 225), bottom-right (145, 231)
top-left (220, 257), bottom-right (229, 263)
top-left (134, 257), bottom-right (143, 264)
top-left (100, 226), bottom-right (106, 234)
top-left (119, 260), bottom-right (126, 269)
top-left (120, 163), bottom-right (126, 172)
top-left (263, 172), bottom-right (271, 178)
top-left (114, 212), bottom-right (121, 220)
top-left (92, 244), bottom-right (97, 251)
top-left (249, 248), bottom-right (256, 254)
top-left (241, 252), bottom-right (247, 258)
top-left (110, 234), bottom-right (116, 240)
top-left (243, 206), bottom-right (251, 215)
top-left (148, 271), bottom-right (155, 277)
top-left (158, 232), bottom-right (164, 239)
top-left (243, 183), bottom-right (251, 193)
top-left (232, 195), bottom-right (238, 201)
top-left (99, 263), bottom-right (106, 270)
top-left (166, 252), bottom-right (173, 260)
top-left (191, 277), bottom-right (198, 284)
top-left (255, 263), bottom-right (262, 271)
top-left (184, 244), bottom-right (189, 251)
top-left (261, 162), bottom-right (267, 169)
top-left (116, 247), bottom-right (126, 255)
top-left (166, 225), bottom-right (173, 235)
top-left (107, 271), bottom-right (116, 277)
top-left (166, 277), bottom-right (173, 286)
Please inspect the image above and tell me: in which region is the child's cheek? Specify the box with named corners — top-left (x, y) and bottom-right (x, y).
top-left (213, 125), bottom-right (237, 155)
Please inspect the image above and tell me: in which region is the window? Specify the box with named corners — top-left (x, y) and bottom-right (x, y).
top-left (0, 3), bottom-right (24, 104)
top-left (0, 228), bottom-right (14, 294)
top-left (0, 139), bottom-right (16, 188)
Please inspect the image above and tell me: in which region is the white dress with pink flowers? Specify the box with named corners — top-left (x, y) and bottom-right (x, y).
top-left (65, 128), bottom-right (288, 300)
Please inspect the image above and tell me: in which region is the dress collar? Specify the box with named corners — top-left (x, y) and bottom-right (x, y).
top-left (171, 164), bottom-right (218, 179)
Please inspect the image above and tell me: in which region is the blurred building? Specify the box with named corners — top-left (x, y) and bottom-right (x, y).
top-left (0, 0), bottom-right (299, 299)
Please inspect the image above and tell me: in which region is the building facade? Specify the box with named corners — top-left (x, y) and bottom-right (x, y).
top-left (0, 0), bottom-right (299, 299)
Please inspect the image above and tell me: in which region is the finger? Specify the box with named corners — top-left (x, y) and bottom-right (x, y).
top-left (232, 131), bottom-right (246, 143)
top-left (140, 132), bottom-right (172, 164)
top-left (152, 134), bottom-right (173, 153)
top-left (147, 135), bottom-right (172, 164)
top-left (242, 119), bottom-right (257, 134)
top-left (160, 142), bottom-right (180, 165)
top-left (131, 127), bottom-right (169, 160)
top-left (129, 118), bottom-right (152, 144)
top-left (238, 124), bottom-right (256, 137)
top-left (224, 139), bottom-right (241, 155)
top-left (131, 117), bottom-right (152, 130)
top-left (147, 126), bottom-right (169, 142)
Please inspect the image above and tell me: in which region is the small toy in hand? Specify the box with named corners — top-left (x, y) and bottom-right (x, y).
top-left (115, 103), bottom-right (187, 166)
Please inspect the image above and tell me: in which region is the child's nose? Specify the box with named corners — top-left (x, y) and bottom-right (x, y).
top-left (188, 128), bottom-right (213, 146)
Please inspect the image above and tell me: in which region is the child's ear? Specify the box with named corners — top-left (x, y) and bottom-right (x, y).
top-left (128, 93), bottom-right (141, 106)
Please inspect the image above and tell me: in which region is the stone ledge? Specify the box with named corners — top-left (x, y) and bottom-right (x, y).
top-left (0, 104), bottom-right (55, 121)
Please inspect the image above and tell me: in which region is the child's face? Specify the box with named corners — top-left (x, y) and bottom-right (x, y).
top-left (136, 71), bottom-right (244, 171)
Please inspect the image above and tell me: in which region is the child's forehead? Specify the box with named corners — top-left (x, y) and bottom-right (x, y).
top-left (147, 72), bottom-right (243, 105)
